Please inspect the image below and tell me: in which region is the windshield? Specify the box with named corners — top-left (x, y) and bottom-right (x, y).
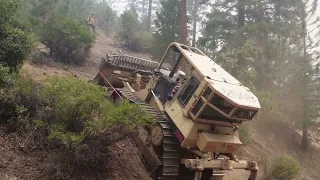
top-left (161, 47), bottom-right (180, 71)
top-left (190, 86), bottom-right (257, 122)
top-left (160, 46), bottom-right (193, 76)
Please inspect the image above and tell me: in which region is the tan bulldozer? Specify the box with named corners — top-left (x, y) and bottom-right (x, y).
top-left (93, 43), bottom-right (261, 180)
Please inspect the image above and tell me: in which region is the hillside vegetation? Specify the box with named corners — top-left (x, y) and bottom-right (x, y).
top-left (0, 0), bottom-right (319, 180)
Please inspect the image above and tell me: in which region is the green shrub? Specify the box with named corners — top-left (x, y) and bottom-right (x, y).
top-left (0, 89), bottom-right (18, 124)
top-left (12, 77), bottom-right (43, 120)
top-left (0, 65), bottom-right (39, 127)
top-left (238, 124), bottom-right (252, 145)
top-left (40, 76), bottom-right (153, 146)
top-left (0, 0), bottom-right (36, 69)
top-left (0, 65), bottom-right (17, 88)
top-left (1, 74), bottom-right (154, 176)
top-left (268, 154), bottom-right (301, 180)
top-left (132, 31), bottom-right (153, 52)
top-left (38, 76), bottom-right (153, 176)
top-left (40, 76), bottom-right (108, 145)
top-left (118, 10), bottom-right (140, 43)
top-left (118, 10), bottom-right (153, 52)
top-left (0, 65), bottom-right (17, 124)
top-left (103, 100), bottom-right (155, 130)
top-left (40, 16), bottom-right (95, 65)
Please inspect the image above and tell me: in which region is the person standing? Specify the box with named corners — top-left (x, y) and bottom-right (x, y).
top-left (87, 12), bottom-right (95, 34)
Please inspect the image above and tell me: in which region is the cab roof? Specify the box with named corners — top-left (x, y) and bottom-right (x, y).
top-left (176, 43), bottom-right (261, 109)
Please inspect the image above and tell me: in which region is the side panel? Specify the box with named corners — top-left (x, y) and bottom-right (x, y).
top-left (165, 102), bottom-right (192, 142)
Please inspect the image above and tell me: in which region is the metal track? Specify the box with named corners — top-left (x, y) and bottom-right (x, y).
top-left (110, 88), bottom-right (181, 179)
top-left (105, 54), bottom-right (159, 73)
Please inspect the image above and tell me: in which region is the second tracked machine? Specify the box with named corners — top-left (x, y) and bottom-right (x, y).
top-left (93, 43), bottom-right (261, 180)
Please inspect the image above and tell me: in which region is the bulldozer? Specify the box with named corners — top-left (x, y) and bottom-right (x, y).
top-left (93, 42), bottom-right (261, 180)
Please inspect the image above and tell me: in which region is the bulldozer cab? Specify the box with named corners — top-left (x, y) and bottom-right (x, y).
top-left (151, 46), bottom-right (189, 104)
top-left (151, 43), bottom-right (260, 127)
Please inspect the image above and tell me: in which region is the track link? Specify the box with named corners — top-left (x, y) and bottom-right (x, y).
top-left (105, 54), bottom-right (159, 73)
top-left (111, 88), bottom-right (181, 179)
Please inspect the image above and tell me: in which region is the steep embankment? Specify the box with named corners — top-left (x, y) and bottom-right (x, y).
top-left (2, 31), bottom-right (319, 180)
top-left (0, 31), bottom-right (153, 180)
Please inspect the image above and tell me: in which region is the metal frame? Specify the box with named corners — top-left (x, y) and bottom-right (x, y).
top-left (181, 158), bottom-right (259, 180)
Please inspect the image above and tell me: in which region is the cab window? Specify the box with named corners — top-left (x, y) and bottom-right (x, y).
top-left (178, 77), bottom-right (199, 106)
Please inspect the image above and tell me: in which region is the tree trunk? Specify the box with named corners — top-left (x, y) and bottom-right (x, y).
top-left (142, 0), bottom-right (146, 16)
top-left (302, 120), bottom-right (308, 150)
top-left (130, 0), bottom-right (136, 12)
top-left (237, 0), bottom-right (245, 28)
top-left (147, 0), bottom-right (152, 31)
top-left (192, 0), bottom-right (198, 47)
top-left (301, 2), bottom-right (309, 151)
top-left (232, 0), bottom-right (245, 77)
top-left (180, 0), bottom-right (188, 44)
top-left (142, 0), bottom-right (147, 28)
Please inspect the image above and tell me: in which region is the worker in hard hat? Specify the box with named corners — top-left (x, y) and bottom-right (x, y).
top-left (87, 12), bottom-right (95, 34)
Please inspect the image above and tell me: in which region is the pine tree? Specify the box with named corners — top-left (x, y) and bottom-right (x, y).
top-left (125, 0), bottom-right (159, 30)
top-left (199, 0), bottom-right (320, 151)
top-left (29, 0), bottom-right (95, 21)
top-left (191, 0), bottom-right (210, 46)
top-left (93, 2), bottom-right (118, 35)
top-left (191, 0), bottom-right (198, 46)
top-left (146, 0), bottom-right (160, 31)
top-left (152, 0), bottom-right (180, 59)
top-left (180, 0), bottom-right (188, 44)
top-left (147, 0), bottom-right (152, 31)
top-left (0, 0), bottom-right (35, 69)
top-left (199, 0), bottom-right (318, 138)
top-left (299, 0), bottom-right (320, 150)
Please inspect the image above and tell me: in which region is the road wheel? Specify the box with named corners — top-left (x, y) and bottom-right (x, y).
top-left (151, 123), bottom-right (163, 147)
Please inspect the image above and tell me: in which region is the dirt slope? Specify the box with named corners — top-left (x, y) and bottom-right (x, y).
top-left (1, 31), bottom-right (153, 180)
top-left (247, 120), bottom-right (320, 180)
top-left (2, 30), bottom-right (320, 180)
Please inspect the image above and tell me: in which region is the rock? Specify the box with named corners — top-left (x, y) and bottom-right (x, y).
top-left (133, 172), bottom-right (139, 178)
top-left (0, 174), bottom-right (18, 180)
top-left (0, 159), bottom-right (8, 168)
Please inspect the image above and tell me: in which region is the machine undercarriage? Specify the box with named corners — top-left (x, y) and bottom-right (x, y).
top-left (93, 43), bottom-right (260, 180)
